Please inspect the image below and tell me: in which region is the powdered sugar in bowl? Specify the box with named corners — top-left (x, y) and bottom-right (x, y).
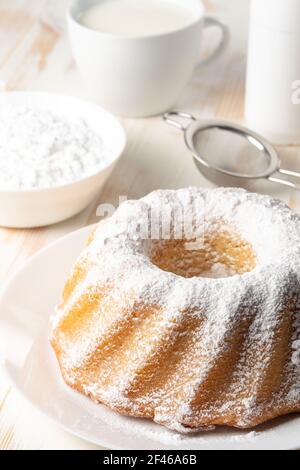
top-left (0, 92), bottom-right (126, 228)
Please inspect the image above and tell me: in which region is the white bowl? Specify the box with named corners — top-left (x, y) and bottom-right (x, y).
top-left (0, 92), bottom-right (126, 228)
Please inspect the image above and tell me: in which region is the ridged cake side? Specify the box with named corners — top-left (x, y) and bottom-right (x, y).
top-left (51, 188), bottom-right (300, 432)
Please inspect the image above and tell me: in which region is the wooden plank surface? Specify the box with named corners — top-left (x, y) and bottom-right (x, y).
top-left (0, 0), bottom-right (299, 450)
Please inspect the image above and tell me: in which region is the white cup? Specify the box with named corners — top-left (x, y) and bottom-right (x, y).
top-left (68, 0), bottom-right (229, 117)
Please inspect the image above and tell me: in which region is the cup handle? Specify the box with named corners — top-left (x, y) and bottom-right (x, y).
top-left (198, 17), bottom-right (230, 68)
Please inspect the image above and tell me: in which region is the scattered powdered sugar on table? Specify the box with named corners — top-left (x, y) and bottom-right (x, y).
top-left (0, 105), bottom-right (112, 190)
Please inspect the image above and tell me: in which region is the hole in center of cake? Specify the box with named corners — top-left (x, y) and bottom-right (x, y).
top-left (149, 231), bottom-right (257, 279)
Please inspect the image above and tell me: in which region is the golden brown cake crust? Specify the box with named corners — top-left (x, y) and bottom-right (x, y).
top-left (51, 188), bottom-right (300, 433)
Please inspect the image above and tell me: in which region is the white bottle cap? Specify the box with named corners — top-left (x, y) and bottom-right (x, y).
top-left (251, 0), bottom-right (300, 34)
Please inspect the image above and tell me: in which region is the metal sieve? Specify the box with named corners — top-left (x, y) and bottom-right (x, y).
top-left (163, 111), bottom-right (300, 191)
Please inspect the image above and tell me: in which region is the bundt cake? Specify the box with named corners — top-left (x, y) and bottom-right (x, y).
top-left (51, 188), bottom-right (300, 433)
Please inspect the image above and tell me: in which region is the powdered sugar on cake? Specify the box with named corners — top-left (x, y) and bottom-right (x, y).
top-left (51, 187), bottom-right (300, 433)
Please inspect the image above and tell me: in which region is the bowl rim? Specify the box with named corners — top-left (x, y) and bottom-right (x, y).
top-left (0, 91), bottom-right (127, 195)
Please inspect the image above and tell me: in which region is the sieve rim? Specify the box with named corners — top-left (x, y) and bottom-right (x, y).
top-left (183, 119), bottom-right (280, 180)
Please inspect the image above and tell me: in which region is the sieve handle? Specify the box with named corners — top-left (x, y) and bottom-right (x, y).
top-left (163, 112), bottom-right (196, 131)
top-left (278, 168), bottom-right (300, 180)
top-left (268, 175), bottom-right (300, 192)
top-left (268, 167), bottom-right (300, 191)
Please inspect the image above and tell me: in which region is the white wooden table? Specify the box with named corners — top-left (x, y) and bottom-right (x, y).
top-left (0, 0), bottom-right (299, 450)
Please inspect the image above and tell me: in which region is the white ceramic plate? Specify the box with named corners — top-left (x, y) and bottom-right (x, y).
top-left (0, 225), bottom-right (299, 450)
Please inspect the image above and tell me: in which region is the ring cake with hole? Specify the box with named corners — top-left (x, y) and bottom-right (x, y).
top-left (51, 187), bottom-right (300, 432)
